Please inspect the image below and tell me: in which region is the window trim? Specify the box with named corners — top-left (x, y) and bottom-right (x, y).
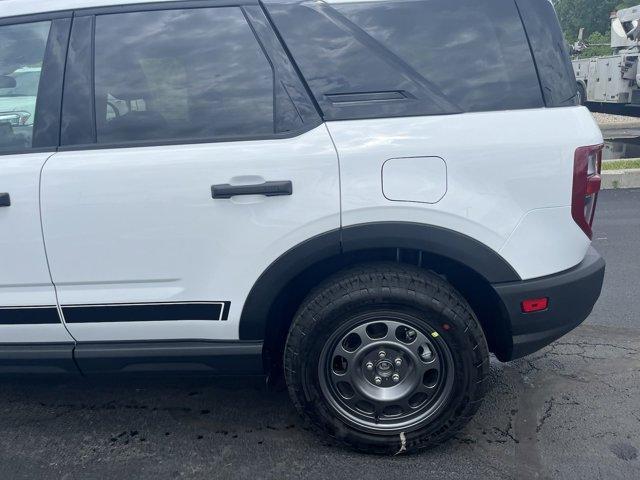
top-left (0, 13), bottom-right (72, 157)
top-left (244, 5), bottom-right (322, 129)
top-left (33, 17), bottom-right (73, 149)
top-left (57, 127), bottom-right (322, 152)
top-left (0, 147), bottom-right (57, 157)
top-left (60, 15), bottom-right (97, 146)
top-left (0, 11), bottom-right (73, 27)
top-left (59, 1), bottom-right (321, 151)
top-left (76, 0), bottom-right (259, 17)
top-left (0, 1), bottom-right (252, 23)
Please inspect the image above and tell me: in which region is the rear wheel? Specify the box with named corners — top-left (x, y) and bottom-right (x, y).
top-left (577, 83), bottom-right (587, 106)
top-left (284, 263), bottom-right (489, 454)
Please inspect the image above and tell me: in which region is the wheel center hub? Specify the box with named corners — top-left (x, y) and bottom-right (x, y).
top-left (376, 359), bottom-right (394, 377)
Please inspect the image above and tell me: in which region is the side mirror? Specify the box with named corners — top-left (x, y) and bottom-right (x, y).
top-left (0, 75), bottom-right (17, 89)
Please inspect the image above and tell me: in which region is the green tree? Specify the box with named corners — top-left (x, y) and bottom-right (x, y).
top-left (579, 32), bottom-right (614, 58)
top-left (618, 0), bottom-right (640, 8)
top-left (555, 0), bottom-right (640, 57)
top-left (554, 0), bottom-right (620, 41)
top-left (555, 0), bottom-right (640, 40)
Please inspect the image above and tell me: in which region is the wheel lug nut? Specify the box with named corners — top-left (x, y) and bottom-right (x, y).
top-left (374, 376), bottom-right (382, 385)
top-left (392, 373), bottom-right (400, 383)
top-left (378, 351), bottom-right (386, 359)
top-left (365, 362), bottom-right (374, 371)
top-left (394, 357), bottom-right (402, 366)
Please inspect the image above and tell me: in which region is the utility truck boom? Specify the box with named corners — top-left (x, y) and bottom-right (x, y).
top-left (573, 4), bottom-right (640, 108)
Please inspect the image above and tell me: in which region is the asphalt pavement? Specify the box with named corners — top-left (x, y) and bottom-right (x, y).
top-left (0, 190), bottom-right (638, 480)
top-left (589, 188), bottom-right (640, 330)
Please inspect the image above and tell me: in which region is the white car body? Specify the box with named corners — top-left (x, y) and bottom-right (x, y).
top-left (330, 107), bottom-right (602, 280)
top-left (40, 126), bottom-right (340, 342)
top-left (0, 0), bottom-right (605, 372)
top-left (0, 0), bottom-right (607, 452)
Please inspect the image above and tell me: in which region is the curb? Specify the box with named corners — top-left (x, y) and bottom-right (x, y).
top-left (599, 126), bottom-right (640, 139)
top-left (599, 124), bottom-right (640, 139)
top-left (602, 169), bottom-right (640, 189)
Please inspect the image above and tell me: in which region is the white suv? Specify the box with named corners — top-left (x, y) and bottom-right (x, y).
top-left (0, 0), bottom-right (605, 454)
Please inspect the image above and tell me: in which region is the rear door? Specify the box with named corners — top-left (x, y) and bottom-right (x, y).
top-left (0, 16), bottom-right (74, 344)
top-left (40, 3), bottom-right (339, 342)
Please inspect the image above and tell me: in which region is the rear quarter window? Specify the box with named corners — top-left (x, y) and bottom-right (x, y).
top-left (266, 0), bottom-right (545, 120)
top-left (515, 0), bottom-right (579, 107)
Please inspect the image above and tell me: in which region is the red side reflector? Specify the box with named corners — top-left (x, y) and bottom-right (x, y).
top-left (521, 297), bottom-right (549, 313)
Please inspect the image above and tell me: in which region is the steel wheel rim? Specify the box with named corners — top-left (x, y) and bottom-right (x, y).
top-left (318, 310), bottom-right (455, 434)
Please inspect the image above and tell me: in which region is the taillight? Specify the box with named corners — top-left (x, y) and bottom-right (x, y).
top-left (572, 144), bottom-right (603, 239)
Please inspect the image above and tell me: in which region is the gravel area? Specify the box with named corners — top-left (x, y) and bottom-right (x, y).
top-left (592, 112), bottom-right (640, 126)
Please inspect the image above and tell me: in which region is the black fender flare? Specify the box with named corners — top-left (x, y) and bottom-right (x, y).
top-left (239, 222), bottom-right (520, 340)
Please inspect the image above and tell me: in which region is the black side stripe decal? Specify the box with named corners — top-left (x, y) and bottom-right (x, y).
top-left (62, 302), bottom-right (231, 324)
top-left (0, 306), bottom-right (61, 325)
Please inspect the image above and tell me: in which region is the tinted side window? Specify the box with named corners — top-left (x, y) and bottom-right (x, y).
top-left (94, 8), bottom-right (277, 144)
top-left (0, 21), bottom-right (51, 152)
top-left (266, 0), bottom-right (544, 119)
top-left (266, 2), bottom-right (462, 121)
top-left (333, 0), bottom-right (543, 113)
top-left (516, 0), bottom-right (579, 107)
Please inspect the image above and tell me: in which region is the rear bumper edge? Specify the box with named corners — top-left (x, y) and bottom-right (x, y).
top-left (492, 247), bottom-right (605, 360)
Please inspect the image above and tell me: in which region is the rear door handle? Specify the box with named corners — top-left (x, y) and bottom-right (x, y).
top-left (0, 193), bottom-right (10, 207)
top-left (211, 181), bottom-right (293, 199)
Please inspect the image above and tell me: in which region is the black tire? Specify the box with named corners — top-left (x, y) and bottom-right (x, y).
top-left (284, 262), bottom-right (489, 454)
top-left (577, 83), bottom-right (587, 106)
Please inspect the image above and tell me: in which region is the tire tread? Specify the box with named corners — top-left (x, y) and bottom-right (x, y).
top-left (285, 262), bottom-right (490, 454)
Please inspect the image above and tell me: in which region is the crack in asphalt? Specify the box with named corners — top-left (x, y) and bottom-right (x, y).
top-left (0, 325), bottom-right (638, 479)
top-left (475, 328), bottom-right (640, 479)
top-left (553, 341), bottom-right (639, 354)
top-left (536, 397), bottom-right (555, 434)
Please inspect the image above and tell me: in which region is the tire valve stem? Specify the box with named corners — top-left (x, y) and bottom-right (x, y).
top-left (421, 345), bottom-right (433, 361)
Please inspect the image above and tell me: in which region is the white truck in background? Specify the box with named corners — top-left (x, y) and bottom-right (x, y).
top-left (573, 5), bottom-right (640, 108)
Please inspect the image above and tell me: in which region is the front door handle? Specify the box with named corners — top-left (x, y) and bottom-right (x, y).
top-left (211, 181), bottom-right (293, 199)
top-left (0, 193), bottom-right (10, 207)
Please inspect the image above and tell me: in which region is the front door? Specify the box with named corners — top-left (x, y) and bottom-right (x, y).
top-left (0, 18), bottom-right (74, 345)
top-left (40, 4), bottom-right (340, 342)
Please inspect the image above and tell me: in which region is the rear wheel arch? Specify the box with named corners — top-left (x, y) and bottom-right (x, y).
top-left (239, 222), bottom-right (518, 367)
